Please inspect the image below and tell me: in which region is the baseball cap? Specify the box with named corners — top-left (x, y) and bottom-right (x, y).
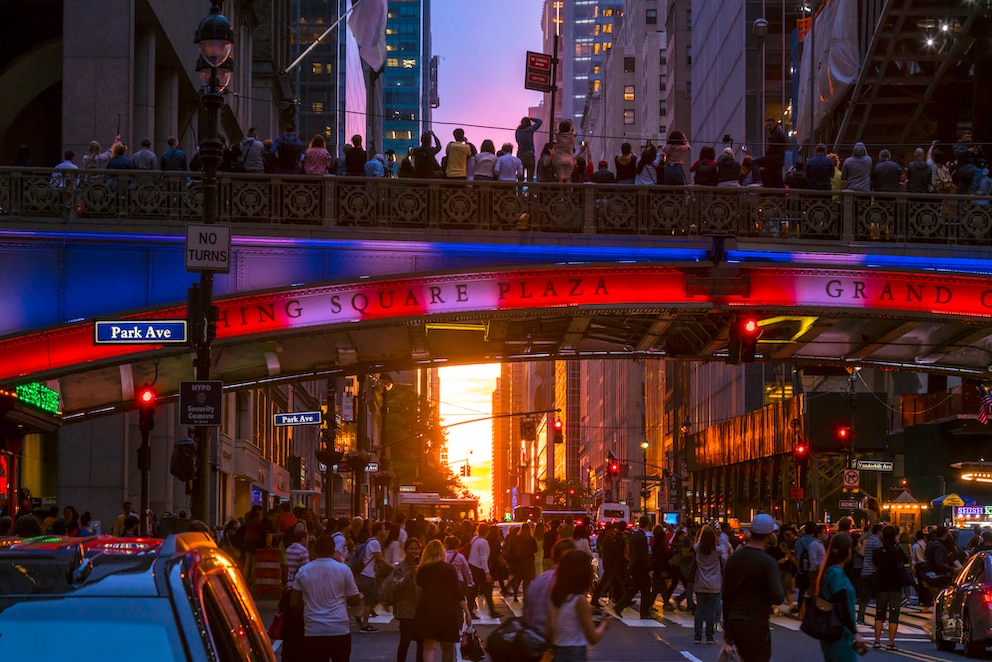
top-left (598, 159), bottom-right (608, 166)
top-left (750, 513), bottom-right (778, 535)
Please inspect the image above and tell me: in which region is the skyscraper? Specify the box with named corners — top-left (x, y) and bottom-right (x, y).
top-left (289, 0), bottom-right (434, 160)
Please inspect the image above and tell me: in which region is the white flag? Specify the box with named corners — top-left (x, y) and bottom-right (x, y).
top-left (348, 0), bottom-right (388, 72)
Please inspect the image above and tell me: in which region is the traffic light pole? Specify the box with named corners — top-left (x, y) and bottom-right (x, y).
top-left (138, 426), bottom-right (151, 518)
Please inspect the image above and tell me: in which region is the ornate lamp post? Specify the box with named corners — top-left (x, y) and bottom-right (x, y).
top-left (640, 440), bottom-right (649, 514)
top-left (190, 0), bottom-right (234, 523)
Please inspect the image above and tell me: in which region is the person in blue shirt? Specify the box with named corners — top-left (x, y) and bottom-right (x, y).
top-left (815, 532), bottom-right (867, 661)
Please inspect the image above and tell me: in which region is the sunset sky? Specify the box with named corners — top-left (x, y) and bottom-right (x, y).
top-left (430, 0), bottom-right (546, 156)
top-left (438, 363), bottom-right (501, 517)
top-left (430, 2), bottom-right (544, 519)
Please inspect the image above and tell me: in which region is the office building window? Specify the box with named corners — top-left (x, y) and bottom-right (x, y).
top-left (624, 109), bottom-right (635, 125)
top-left (312, 62), bottom-right (323, 74)
top-left (624, 57), bottom-right (635, 73)
top-left (646, 8), bottom-right (657, 24)
top-left (659, 74), bottom-right (667, 91)
top-left (624, 85), bottom-right (635, 101)
top-left (686, 80), bottom-right (692, 98)
top-left (311, 101), bottom-right (324, 112)
top-left (660, 49), bottom-right (667, 67)
top-left (686, 45), bottom-right (692, 66)
top-left (659, 100), bottom-right (667, 117)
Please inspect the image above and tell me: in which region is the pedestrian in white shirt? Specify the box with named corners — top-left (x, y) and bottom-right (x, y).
top-left (291, 534), bottom-right (361, 661)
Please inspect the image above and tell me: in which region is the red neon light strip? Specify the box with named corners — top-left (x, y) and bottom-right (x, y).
top-left (1, 266), bottom-right (991, 383)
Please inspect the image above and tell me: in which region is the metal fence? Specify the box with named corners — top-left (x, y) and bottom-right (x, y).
top-left (2, 167), bottom-right (990, 245)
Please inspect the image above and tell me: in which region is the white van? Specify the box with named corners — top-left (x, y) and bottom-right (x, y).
top-left (596, 502), bottom-right (631, 529)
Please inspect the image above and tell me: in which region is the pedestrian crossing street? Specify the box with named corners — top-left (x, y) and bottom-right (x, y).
top-left (366, 597), bottom-right (934, 643)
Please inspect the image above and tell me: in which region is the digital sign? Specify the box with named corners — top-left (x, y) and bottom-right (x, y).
top-left (14, 382), bottom-right (61, 416)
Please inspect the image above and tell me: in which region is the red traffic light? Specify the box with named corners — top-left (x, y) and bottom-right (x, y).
top-left (836, 426), bottom-right (851, 441)
top-left (742, 318), bottom-right (759, 334)
top-left (610, 462), bottom-right (619, 474)
top-left (795, 444), bottom-right (807, 455)
top-left (137, 386), bottom-right (156, 406)
top-left (552, 419), bottom-right (563, 431)
top-left (568, 488), bottom-right (576, 496)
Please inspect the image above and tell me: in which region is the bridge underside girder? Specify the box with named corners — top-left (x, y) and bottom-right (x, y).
top-left (50, 304), bottom-right (992, 419)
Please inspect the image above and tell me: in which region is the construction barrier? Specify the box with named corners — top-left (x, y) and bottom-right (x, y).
top-left (254, 548), bottom-right (282, 597)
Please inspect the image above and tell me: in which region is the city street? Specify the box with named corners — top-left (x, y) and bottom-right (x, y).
top-left (255, 593), bottom-right (969, 661)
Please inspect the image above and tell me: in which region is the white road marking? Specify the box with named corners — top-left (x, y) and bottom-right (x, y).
top-left (680, 651), bottom-right (704, 662)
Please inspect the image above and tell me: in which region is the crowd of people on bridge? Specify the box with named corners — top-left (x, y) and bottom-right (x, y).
top-left (14, 118), bottom-right (989, 200)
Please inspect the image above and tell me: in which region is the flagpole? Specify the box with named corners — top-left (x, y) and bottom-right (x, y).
top-left (280, 0), bottom-right (366, 76)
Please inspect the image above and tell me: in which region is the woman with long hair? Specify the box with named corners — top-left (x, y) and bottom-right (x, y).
top-left (549, 550), bottom-right (611, 661)
top-left (473, 140), bottom-right (497, 180)
top-left (572, 523), bottom-right (592, 556)
top-left (692, 526), bottom-right (724, 644)
top-left (661, 131), bottom-right (691, 185)
top-left (414, 539), bottom-right (472, 662)
top-left (814, 533), bottom-right (867, 661)
top-left (553, 120), bottom-right (577, 183)
top-left (634, 144), bottom-right (659, 185)
top-left (394, 537), bottom-right (424, 662)
top-left (303, 134), bottom-right (333, 175)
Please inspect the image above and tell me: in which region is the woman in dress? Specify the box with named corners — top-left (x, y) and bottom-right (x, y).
top-left (414, 540), bottom-right (472, 662)
top-left (814, 532), bottom-right (867, 661)
top-left (394, 537), bottom-right (424, 662)
top-left (303, 134), bottom-right (333, 175)
top-left (549, 550), bottom-right (611, 662)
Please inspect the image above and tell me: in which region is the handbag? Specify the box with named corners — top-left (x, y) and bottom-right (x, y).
top-left (485, 617), bottom-right (549, 662)
top-left (460, 627), bottom-right (486, 662)
top-left (716, 643), bottom-right (742, 662)
top-left (266, 610), bottom-right (285, 641)
top-left (799, 594), bottom-right (844, 642)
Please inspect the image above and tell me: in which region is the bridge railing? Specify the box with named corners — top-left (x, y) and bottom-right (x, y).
top-left (1, 166), bottom-right (989, 245)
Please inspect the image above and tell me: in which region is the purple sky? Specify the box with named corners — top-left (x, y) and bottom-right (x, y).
top-left (430, 0), bottom-right (545, 151)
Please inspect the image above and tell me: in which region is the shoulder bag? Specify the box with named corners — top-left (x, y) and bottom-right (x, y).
top-left (799, 586), bottom-right (844, 642)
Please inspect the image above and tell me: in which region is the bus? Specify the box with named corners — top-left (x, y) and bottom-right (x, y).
top-left (396, 492), bottom-right (479, 521)
top-left (513, 505), bottom-right (542, 522)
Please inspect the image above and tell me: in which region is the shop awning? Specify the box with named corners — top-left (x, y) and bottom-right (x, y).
top-left (931, 493), bottom-right (975, 507)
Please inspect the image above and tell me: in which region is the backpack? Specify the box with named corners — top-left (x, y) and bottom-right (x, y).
top-left (348, 540), bottom-right (371, 576)
top-left (276, 138), bottom-right (300, 174)
top-left (798, 539), bottom-right (811, 574)
top-left (934, 164), bottom-right (953, 193)
top-left (694, 159), bottom-right (718, 186)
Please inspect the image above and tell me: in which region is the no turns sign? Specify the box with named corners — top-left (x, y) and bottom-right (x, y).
top-left (842, 469), bottom-right (860, 490)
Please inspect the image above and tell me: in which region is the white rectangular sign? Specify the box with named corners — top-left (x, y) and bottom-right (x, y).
top-left (185, 224), bottom-right (231, 273)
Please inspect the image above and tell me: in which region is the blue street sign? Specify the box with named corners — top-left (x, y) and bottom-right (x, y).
top-left (273, 411), bottom-right (323, 427)
top-left (95, 320), bottom-right (188, 345)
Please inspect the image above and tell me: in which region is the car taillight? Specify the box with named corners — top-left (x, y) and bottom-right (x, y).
top-left (982, 589), bottom-right (992, 606)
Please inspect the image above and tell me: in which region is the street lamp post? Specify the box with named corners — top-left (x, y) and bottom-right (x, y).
top-left (190, 0), bottom-right (234, 524)
top-left (640, 440), bottom-right (649, 514)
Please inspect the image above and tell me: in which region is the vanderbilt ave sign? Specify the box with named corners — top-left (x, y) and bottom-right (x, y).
top-left (3, 266), bottom-right (992, 381)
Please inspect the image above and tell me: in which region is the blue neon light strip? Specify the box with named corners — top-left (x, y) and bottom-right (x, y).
top-left (725, 250), bottom-right (992, 276)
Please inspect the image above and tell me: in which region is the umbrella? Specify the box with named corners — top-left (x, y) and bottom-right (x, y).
top-left (930, 493), bottom-right (975, 507)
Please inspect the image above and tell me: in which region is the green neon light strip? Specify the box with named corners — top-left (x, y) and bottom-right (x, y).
top-left (15, 382), bottom-right (61, 416)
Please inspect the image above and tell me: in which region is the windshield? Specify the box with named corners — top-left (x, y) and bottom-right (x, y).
top-left (601, 509), bottom-right (626, 519)
top-left (0, 597), bottom-right (187, 660)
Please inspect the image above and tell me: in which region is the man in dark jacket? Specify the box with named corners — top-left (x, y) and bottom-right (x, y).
top-left (591, 522), bottom-right (627, 606)
top-left (591, 160), bottom-right (616, 183)
top-left (871, 149), bottom-right (904, 192)
top-left (806, 143), bottom-right (835, 191)
top-left (753, 118), bottom-right (787, 187)
top-left (515, 116), bottom-right (543, 182)
top-left (614, 515), bottom-right (653, 618)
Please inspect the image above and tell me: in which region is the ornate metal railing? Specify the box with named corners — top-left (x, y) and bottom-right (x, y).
top-left (1, 166), bottom-right (990, 245)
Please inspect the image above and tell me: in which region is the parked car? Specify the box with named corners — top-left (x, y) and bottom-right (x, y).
top-left (0, 532), bottom-right (276, 661)
top-left (933, 548), bottom-right (992, 657)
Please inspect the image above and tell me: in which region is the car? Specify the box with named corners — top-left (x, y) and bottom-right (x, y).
top-left (0, 533), bottom-right (277, 661)
top-left (933, 549), bottom-right (992, 657)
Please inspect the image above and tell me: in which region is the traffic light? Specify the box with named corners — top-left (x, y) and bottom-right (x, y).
top-left (793, 442), bottom-right (808, 462)
top-left (552, 419), bottom-right (564, 444)
top-left (609, 461), bottom-right (620, 477)
top-left (466, 465), bottom-right (471, 477)
top-left (836, 426), bottom-right (851, 446)
top-left (136, 384), bottom-right (156, 434)
top-left (459, 465), bottom-right (466, 476)
top-left (727, 314), bottom-right (761, 364)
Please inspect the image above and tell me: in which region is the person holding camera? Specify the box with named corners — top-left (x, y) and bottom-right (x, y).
top-left (394, 537), bottom-right (424, 662)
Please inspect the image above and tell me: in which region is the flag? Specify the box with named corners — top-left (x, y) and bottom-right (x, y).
top-left (978, 385), bottom-right (992, 425)
top-left (348, 0), bottom-right (388, 72)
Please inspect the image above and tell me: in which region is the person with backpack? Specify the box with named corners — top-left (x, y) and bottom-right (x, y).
top-left (811, 533), bottom-right (867, 661)
top-left (270, 125), bottom-right (304, 175)
top-left (352, 522), bottom-right (389, 633)
top-left (794, 522), bottom-right (817, 601)
top-left (237, 128), bottom-right (265, 173)
top-left (690, 146), bottom-right (720, 186)
top-left (871, 525), bottom-right (911, 651)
